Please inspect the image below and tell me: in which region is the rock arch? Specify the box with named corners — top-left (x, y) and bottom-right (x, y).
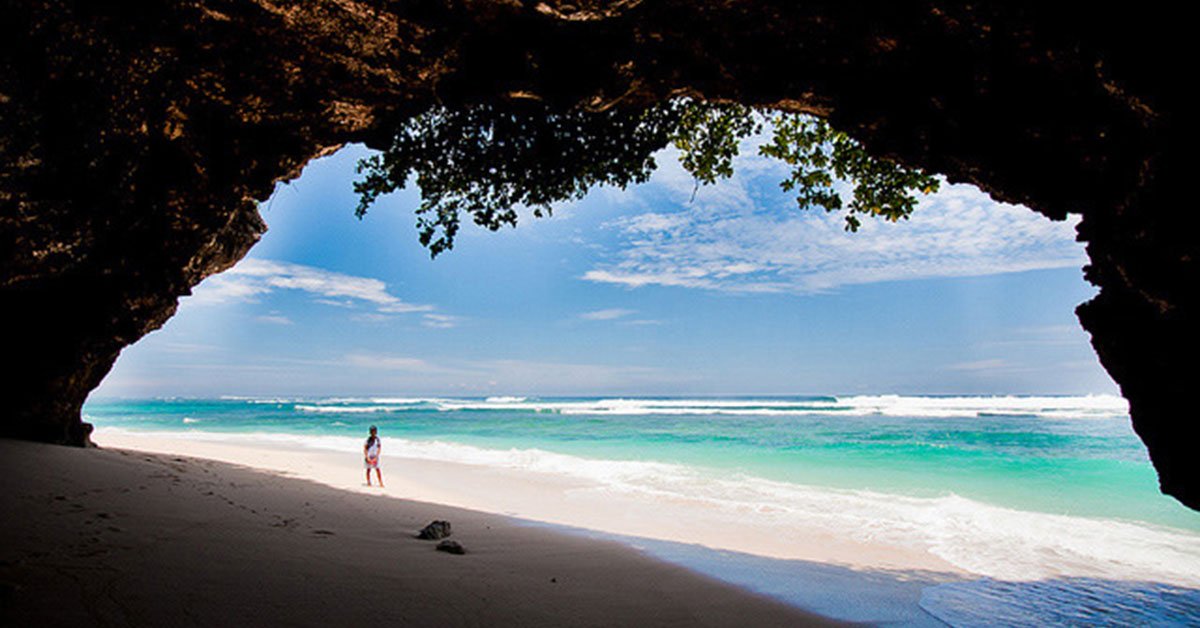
top-left (2, 1), bottom-right (1194, 507)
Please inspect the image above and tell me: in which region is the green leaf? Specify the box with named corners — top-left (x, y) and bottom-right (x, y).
top-left (353, 101), bottom-right (939, 257)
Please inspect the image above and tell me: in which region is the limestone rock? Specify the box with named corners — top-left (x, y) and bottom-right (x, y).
top-left (436, 540), bottom-right (465, 555)
top-left (1, 1), bottom-right (1195, 508)
top-left (417, 521), bottom-right (452, 540)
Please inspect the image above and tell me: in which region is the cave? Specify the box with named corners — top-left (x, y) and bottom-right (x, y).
top-left (2, 2), bottom-right (1195, 509)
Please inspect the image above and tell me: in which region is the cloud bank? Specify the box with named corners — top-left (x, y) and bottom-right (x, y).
top-left (584, 152), bottom-right (1085, 294)
top-left (189, 258), bottom-right (457, 327)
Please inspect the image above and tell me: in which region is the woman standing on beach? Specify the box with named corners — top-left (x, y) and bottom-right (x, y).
top-left (364, 426), bottom-right (383, 487)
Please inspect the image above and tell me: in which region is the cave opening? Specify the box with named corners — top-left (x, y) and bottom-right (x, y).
top-left (71, 133), bottom-right (1200, 621)
top-left (4, 2), bottom-right (1192, 512)
top-left (5, 3), bottom-right (1199, 622)
top-left (85, 138), bottom-right (1184, 529)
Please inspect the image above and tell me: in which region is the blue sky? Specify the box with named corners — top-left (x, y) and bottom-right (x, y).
top-left (93, 140), bottom-right (1117, 398)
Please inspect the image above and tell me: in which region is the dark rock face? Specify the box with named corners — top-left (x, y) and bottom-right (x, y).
top-left (418, 520), bottom-right (453, 540)
top-left (1, 2), bottom-right (1194, 507)
top-left (436, 540), bottom-right (465, 555)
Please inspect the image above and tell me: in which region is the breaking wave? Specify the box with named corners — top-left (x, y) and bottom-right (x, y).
top-left (287, 394), bottom-right (1129, 421)
top-left (116, 428), bottom-right (1197, 588)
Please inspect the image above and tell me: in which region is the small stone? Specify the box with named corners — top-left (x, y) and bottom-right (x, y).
top-left (436, 540), bottom-right (465, 555)
top-left (417, 520), bottom-right (452, 540)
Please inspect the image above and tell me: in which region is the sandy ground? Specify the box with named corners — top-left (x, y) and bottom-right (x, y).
top-left (0, 438), bottom-right (840, 627)
top-left (91, 429), bottom-right (961, 574)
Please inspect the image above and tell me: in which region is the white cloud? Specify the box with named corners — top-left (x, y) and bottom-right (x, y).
top-left (584, 149), bottom-right (1086, 294)
top-left (580, 308), bottom-right (636, 321)
top-left (350, 313), bottom-right (392, 324)
top-left (314, 299), bottom-right (356, 308)
top-left (421, 313), bottom-right (463, 329)
top-left (255, 314), bottom-right (293, 325)
top-left (188, 258), bottom-right (438, 317)
top-left (188, 277), bottom-right (272, 303)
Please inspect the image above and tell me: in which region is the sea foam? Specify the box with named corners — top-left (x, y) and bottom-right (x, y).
top-left (259, 394), bottom-right (1130, 421)
top-left (107, 427), bottom-right (1199, 588)
top-left (294, 405), bottom-right (404, 414)
top-left (423, 394), bottom-right (1130, 420)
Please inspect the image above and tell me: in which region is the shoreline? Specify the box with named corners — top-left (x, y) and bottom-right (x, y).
top-left (82, 428), bottom-right (976, 624)
top-left (9, 427), bottom-right (1197, 624)
top-left (92, 428), bottom-right (965, 574)
top-left (0, 437), bottom-right (842, 626)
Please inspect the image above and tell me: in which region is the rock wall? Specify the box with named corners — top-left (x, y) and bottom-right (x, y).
top-left (2, 1), bottom-right (1194, 507)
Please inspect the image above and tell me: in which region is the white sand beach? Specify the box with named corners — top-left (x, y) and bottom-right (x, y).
top-left (93, 428), bottom-right (962, 573)
top-left (0, 436), bottom-right (842, 626)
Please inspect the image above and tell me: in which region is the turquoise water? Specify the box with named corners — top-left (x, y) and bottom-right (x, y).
top-left (84, 394), bottom-right (1196, 531)
top-left (85, 394), bottom-right (1200, 624)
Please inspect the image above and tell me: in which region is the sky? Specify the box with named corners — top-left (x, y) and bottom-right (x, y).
top-left (92, 138), bottom-right (1118, 399)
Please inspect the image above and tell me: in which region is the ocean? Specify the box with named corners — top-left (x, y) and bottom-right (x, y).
top-left (85, 394), bottom-right (1200, 625)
